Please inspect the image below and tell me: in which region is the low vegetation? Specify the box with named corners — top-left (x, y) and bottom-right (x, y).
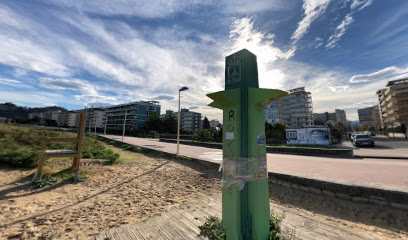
top-left (0, 123), bottom-right (119, 168)
top-left (32, 175), bottom-right (57, 188)
top-left (199, 216), bottom-right (226, 240)
top-left (199, 214), bottom-right (286, 240)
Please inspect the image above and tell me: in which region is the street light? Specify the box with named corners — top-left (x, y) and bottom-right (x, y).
top-left (177, 87), bottom-right (189, 154)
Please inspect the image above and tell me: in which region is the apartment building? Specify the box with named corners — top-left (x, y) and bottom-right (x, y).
top-left (357, 105), bottom-right (381, 128)
top-left (264, 99), bottom-right (284, 124)
top-left (85, 108), bottom-right (105, 132)
top-left (58, 111), bottom-right (79, 127)
top-left (160, 110), bottom-right (176, 118)
top-left (377, 78), bottom-right (408, 128)
top-left (104, 101), bottom-right (161, 132)
top-left (314, 109), bottom-right (347, 126)
top-left (29, 110), bottom-right (61, 125)
top-left (335, 109), bottom-right (347, 125)
top-left (178, 108), bottom-right (202, 133)
top-left (265, 87), bottom-right (313, 128)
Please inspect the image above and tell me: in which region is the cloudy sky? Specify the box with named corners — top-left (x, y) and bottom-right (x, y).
top-left (1, 0), bottom-right (408, 121)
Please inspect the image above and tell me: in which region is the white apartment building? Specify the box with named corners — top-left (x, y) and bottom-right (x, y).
top-left (265, 87), bottom-right (313, 128)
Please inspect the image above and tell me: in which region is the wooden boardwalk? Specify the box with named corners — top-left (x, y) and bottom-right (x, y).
top-left (95, 195), bottom-right (221, 240)
top-left (95, 193), bottom-right (397, 240)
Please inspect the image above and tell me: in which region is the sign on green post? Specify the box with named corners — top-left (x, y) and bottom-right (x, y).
top-left (207, 49), bottom-right (287, 239)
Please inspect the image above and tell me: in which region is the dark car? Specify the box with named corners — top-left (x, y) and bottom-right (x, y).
top-left (353, 134), bottom-right (375, 147)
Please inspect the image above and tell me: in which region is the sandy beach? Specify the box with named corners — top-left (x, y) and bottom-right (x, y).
top-left (1, 144), bottom-right (407, 240)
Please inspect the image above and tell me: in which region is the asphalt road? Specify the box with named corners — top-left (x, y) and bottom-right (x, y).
top-left (102, 135), bottom-right (408, 193)
top-left (337, 136), bottom-right (408, 158)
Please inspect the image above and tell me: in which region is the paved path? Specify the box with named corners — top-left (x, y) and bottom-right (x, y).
top-left (103, 135), bottom-right (408, 193)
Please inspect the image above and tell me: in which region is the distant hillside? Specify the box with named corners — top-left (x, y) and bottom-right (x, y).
top-left (0, 102), bottom-right (66, 119)
top-left (348, 120), bottom-right (360, 126)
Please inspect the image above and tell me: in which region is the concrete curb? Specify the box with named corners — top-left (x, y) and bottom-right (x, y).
top-left (354, 155), bottom-right (408, 160)
top-left (268, 173), bottom-right (408, 210)
top-left (159, 138), bottom-right (354, 157)
top-left (266, 146), bottom-right (353, 157)
top-left (101, 136), bottom-right (408, 211)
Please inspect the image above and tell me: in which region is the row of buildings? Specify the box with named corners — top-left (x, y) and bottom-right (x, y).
top-left (313, 109), bottom-right (347, 126)
top-left (265, 77), bottom-right (408, 132)
top-left (351, 78), bottom-right (408, 131)
top-left (28, 101), bottom-right (206, 133)
top-left (264, 87), bottom-right (347, 128)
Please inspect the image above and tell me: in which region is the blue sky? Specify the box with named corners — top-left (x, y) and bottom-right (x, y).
top-left (1, 0), bottom-right (408, 121)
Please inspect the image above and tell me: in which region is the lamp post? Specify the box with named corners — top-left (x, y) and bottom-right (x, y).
top-left (177, 87), bottom-right (189, 154)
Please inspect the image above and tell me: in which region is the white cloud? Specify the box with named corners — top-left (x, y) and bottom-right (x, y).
top-left (266, 60), bottom-right (389, 121)
top-left (39, 77), bottom-right (120, 105)
top-left (329, 85), bottom-right (351, 92)
top-left (228, 17), bottom-right (294, 89)
top-left (44, 0), bottom-right (289, 19)
top-left (291, 0), bottom-right (331, 43)
top-left (219, 0), bottom-right (292, 14)
top-left (0, 78), bottom-right (24, 87)
top-left (0, 5), bottom-right (227, 115)
top-left (326, 13), bottom-right (354, 48)
top-left (325, 0), bottom-right (374, 49)
top-left (349, 66), bottom-right (408, 83)
top-left (44, 0), bottom-right (192, 19)
top-left (350, 0), bottom-right (374, 11)
top-left (0, 5), bottom-right (22, 28)
top-left (314, 37), bottom-right (323, 48)
top-left (0, 90), bottom-right (67, 108)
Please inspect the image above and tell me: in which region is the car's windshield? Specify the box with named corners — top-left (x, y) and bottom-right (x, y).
top-left (356, 135), bottom-right (371, 139)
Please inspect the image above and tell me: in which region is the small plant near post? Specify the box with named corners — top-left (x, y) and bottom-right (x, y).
top-left (198, 214), bottom-right (287, 240)
top-left (199, 216), bottom-right (226, 240)
top-left (32, 175), bottom-right (57, 189)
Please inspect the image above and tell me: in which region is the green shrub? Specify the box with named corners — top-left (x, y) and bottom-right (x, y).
top-left (199, 216), bottom-right (226, 240)
top-left (0, 124), bottom-right (119, 168)
top-left (194, 129), bottom-right (214, 142)
top-left (0, 148), bottom-right (38, 168)
top-left (32, 175), bottom-right (57, 188)
top-left (82, 148), bottom-right (120, 163)
top-left (269, 213), bottom-right (285, 240)
top-left (198, 214), bottom-right (286, 240)
top-left (66, 173), bottom-right (87, 182)
top-left (148, 130), bottom-right (160, 138)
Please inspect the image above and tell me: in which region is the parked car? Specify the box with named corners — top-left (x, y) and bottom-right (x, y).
top-left (353, 134), bottom-right (375, 147)
top-left (350, 133), bottom-right (357, 143)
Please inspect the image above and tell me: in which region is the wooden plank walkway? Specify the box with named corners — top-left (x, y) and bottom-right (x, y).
top-left (95, 194), bottom-right (395, 240)
top-left (95, 195), bottom-right (221, 240)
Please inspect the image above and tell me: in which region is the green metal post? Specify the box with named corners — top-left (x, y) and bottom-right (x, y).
top-left (207, 49), bottom-right (287, 239)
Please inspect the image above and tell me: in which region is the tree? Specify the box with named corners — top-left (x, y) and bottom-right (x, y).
top-left (194, 129), bottom-right (213, 142)
top-left (203, 116), bottom-right (210, 129)
top-left (162, 114), bottom-right (177, 134)
top-left (265, 122), bottom-right (286, 144)
top-left (142, 112), bottom-right (163, 133)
